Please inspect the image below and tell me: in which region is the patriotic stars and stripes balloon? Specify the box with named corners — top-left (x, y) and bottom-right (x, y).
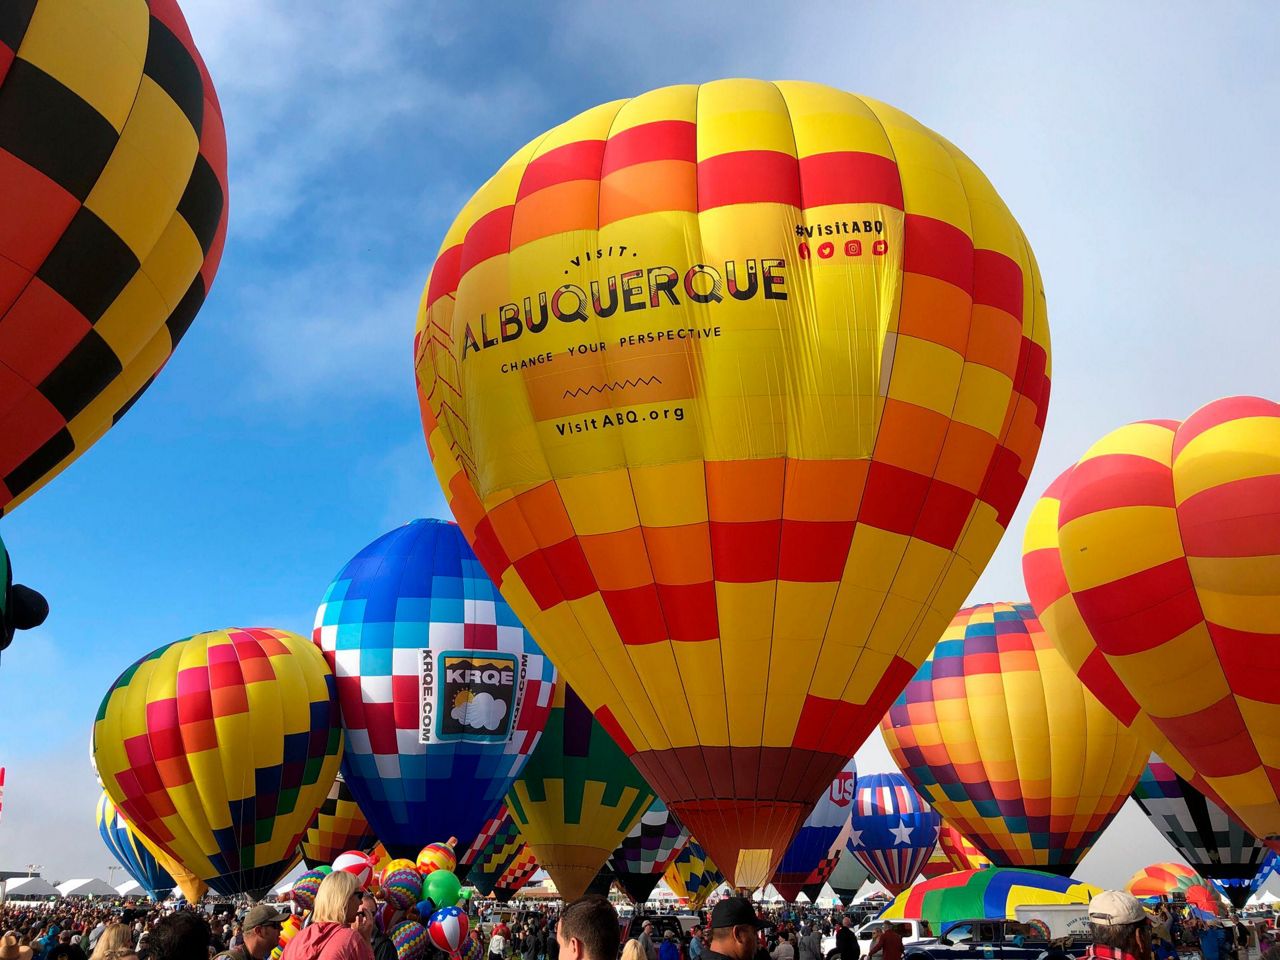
top-left (848, 771), bottom-right (940, 894)
top-left (427, 906), bottom-right (470, 958)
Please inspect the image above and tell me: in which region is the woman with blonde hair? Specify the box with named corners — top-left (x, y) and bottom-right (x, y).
top-left (88, 923), bottom-right (136, 960)
top-left (282, 871), bottom-right (373, 960)
top-left (621, 940), bottom-right (646, 960)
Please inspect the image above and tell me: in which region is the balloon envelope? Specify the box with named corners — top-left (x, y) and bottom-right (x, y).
top-left (772, 757), bottom-right (857, 901)
top-left (663, 839), bottom-right (722, 910)
top-left (414, 78), bottom-right (1051, 888)
top-left (461, 806), bottom-right (527, 897)
top-left (1126, 862), bottom-right (1223, 915)
top-left (881, 602), bottom-right (1146, 874)
top-left (848, 771), bottom-right (940, 895)
top-left (0, 0), bottom-right (228, 516)
top-left (493, 846), bottom-right (539, 902)
top-left (608, 798), bottom-right (689, 904)
top-left (97, 791), bottom-right (175, 900)
top-left (300, 773), bottom-right (376, 868)
top-left (827, 851), bottom-right (871, 906)
top-left (314, 519), bottom-right (557, 857)
top-left (505, 681), bottom-right (654, 900)
top-left (880, 868), bottom-right (1100, 926)
top-left (1023, 397), bottom-right (1280, 851)
top-left (937, 824), bottom-right (991, 872)
top-left (92, 627), bottom-right (343, 896)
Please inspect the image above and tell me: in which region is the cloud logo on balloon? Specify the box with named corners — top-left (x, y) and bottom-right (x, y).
top-left (451, 691), bottom-right (508, 730)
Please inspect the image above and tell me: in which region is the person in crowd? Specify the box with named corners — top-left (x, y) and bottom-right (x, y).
top-left (866, 925), bottom-right (901, 960)
top-left (1085, 891), bottom-right (1154, 960)
top-left (705, 898), bottom-right (772, 960)
top-left (355, 895), bottom-right (391, 960)
top-left (215, 905), bottom-right (288, 960)
top-left (835, 918), bottom-right (858, 960)
top-left (554, 897), bottom-right (618, 960)
top-left (280, 871), bottom-right (372, 960)
top-left (770, 932), bottom-right (794, 960)
top-left (146, 914), bottom-right (213, 960)
top-left (688, 928), bottom-right (704, 960)
top-left (659, 932), bottom-right (681, 960)
top-left (47, 929), bottom-right (88, 960)
top-left (489, 928), bottom-right (510, 960)
top-left (88, 924), bottom-right (134, 960)
top-left (3, 932), bottom-right (34, 960)
top-left (638, 923), bottom-right (658, 960)
top-left (621, 941), bottom-right (646, 960)
top-left (798, 925), bottom-right (821, 960)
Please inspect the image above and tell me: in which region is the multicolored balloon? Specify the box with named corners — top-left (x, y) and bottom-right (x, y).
top-left (1132, 753), bottom-right (1270, 907)
top-left (505, 681), bottom-right (654, 900)
top-left (417, 840), bottom-right (457, 876)
top-left (1126, 862), bottom-right (1223, 915)
top-left (333, 850), bottom-right (376, 887)
top-left (609, 798), bottom-right (689, 904)
top-left (380, 858), bottom-right (418, 887)
top-left (300, 774), bottom-right (375, 869)
top-left (269, 915), bottom-right (302, 960)
top-left (880, 868), bottom-right (1100, 927)
top-left (937, 824), bottom-right (991, 872)
top-left (414, 78), bottom-right (1052, 888)
top-left (314, 519), bottom-right (557, 857)
top-left (772, 757), bottom-right (857, 902)
top-left (460, 807), bottom-right (526, 897)
top-left (0, 0), bottom-right (228, 516)
top-left (97, 791), bottom-right (175, 901)
top-left (382, 867), bottom-right (424, 911)
top-left (800, 856), bottom-right (840, 903)
top-left (881, 602), bottom-right (1147, 874)
top-left (848, 771), bottom-right (940, 895)
top-left (493, 846), bottom-right (539, 903)
top-left (427, 906), bottom-right (470, 958)
top-left (92, 627), bottom-right (344, 897)
top-left (390, 921), bottom-right (430, 960)
top-left (1023, 397), bottom-right (1280, 851)
top-left (827, 851), bottom-right (871, 907)
top-left (663, 839), bottom-right (722, 910)
top-left (290, 867), bottom-right (330, 912)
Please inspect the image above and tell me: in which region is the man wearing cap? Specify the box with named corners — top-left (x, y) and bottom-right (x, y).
top-left (707, 898), bottom-right (773, 960)
top-left (1086, 891), bottom-right (1154, 960)
top-left (217, 906), bottom-right (290, 960)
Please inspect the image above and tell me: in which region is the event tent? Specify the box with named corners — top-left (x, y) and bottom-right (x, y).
top-left (3, 876), bottom-right (60, 899)
top-left (116, 880), bottom-right (144, 897)
top-left (57, 878), bottom-right (118, 897)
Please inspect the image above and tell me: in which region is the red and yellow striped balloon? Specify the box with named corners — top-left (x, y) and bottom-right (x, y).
top-left (415, 79), bottom-right (1051, 887)
top-left (938, 823), bottom-right (991, 872)
top-left (1023, 396), bottom-right (1280, 850)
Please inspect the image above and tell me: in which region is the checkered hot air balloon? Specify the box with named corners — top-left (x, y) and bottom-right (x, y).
top-left (314, 519), bottom-right (556, 859)
top-left (663, 840), bottom-right (722, 910)
top-left (608, 798), bottom-right (689, 904)
top-left (848, 772), bottom-right (940, 895)
top-left (1132, 753), bottom-right (1270, 907)
top-left (771, 757), bottom-right (856, 902)
top-left (97, 791), bottom-right (176, 901)
top-left (300, 774), bottom-right (376, 869)
top-left (493, 845), bottom-right (538, 903)
top-left (0, 0), bottom-right (227, 515)
top-left (92, 628), bottom-right (343, 898)
top-left (414, 79), bottom-right (1052, 890)
top-left (880, 603), bottom-right (1147, 875)
top-left (1023, 397), bottom-right (1280, 853)
top-left (460, 806), bottom-right (526, 897)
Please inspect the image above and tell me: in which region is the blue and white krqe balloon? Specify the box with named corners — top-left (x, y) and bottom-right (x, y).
top-left (771, 757), bottom-right (857, 901)
top-left (97, 791), bottom-right (175, 901)
top-left (849, 771), bottom-right (940, 894)
top-left (314, 519), bottom-right (557, 858)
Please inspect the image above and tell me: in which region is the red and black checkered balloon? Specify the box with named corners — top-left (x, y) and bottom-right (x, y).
top-left (0, 0), bottom-right (227, 514)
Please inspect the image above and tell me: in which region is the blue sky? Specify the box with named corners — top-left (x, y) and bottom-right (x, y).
top-left (2, 1), bottom-right (1279, 888)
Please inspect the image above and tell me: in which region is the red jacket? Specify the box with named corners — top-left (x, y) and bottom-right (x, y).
top-left (281, 923), bottom-right (374, 960)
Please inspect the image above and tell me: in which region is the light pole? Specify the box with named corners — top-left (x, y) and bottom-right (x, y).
top-left (25, 863), bottom-right (41, 878)
top-left (108, 865), bottom-right (121, 887)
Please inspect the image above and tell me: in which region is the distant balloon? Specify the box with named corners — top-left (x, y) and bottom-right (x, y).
top-left (300, 774), bottom-right (376, 869)
top-left (882, 603), bottom-right (1147, 874)
top-left (799, 856), bottom-right (840, 903)
top-left (415, 78), bottom-right (1052, 888)
top-left (827, 852), bottom-right (871, 907)
top-left (505, 682), bottom-right (654, 900)
top-left (493, 846), bottom-right (539, 903)
top-left (460, 807), bottom-right (527, 897)
top-left (848, 772), bottom-right (940, 895)
top-left (1132, 753), bottom-right (1270, 907)
top-left (97, 791), bottom-right (175, 901)
top-left (1126, 862), bottom-right (1224, 915)
top-left (608, 798), bottom-right (689, 904)
top-left (937, 824), bottom-right (991, 872)
top-left (663, 839), bottom-right (722, 910)
top-left (93, 627), bottom-right (343, 897)
top-left (314, 519), bottom-right (557, 857)
top-left (772, 757), bottom-right (856, 902)
top-left (0, 0), bottom-right (228, 516)
top-left (1023, 397), bottom-right (1280, 851)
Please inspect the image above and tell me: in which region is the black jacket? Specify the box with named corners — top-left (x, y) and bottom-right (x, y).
top-left (836, 928), bottom-right (860, 960)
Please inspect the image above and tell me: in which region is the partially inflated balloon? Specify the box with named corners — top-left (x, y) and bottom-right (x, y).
top-left (92, 628), bottom-right (343, 896)
top-left (0, 0), bottom-right (228, 515)
top-left (1126, 863), bottom-right (1223, 915)
top-left (937, 824), bottom-right (991, 872)
top-left (333, 850), bottom-right (376, 887)
top-left (97, 791), bottom-right (175, 900)
top-left (459, 807), bottom-right (526, 897)
top-left (848, 772), bottom-right (939, 894)
top-left (417, 841), bottom-right (457, 876)
top-left (1023, 397), bottom-right (1280, 850)
top-left (663, 839), bottom-right (722, 910)
top-left (415, 79), bottom-right (1051, 888)
top-left (1133, 753), bottom-right (1269, 906)
top-left (881, 603), bottom-right (1146, 874)
top-left (301, 774), bottom-right (375, 869)
top-left (772, 757), bottom-right (856, 901)
top-left (608, 798), bottom-right (689, 904)
top-left (505, 682), bottom-right (654, 900)
top-left (315, 519), bottom-right (556, 857)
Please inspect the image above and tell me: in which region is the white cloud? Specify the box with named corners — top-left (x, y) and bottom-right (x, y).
top-left (451, 691), bottom-right (507, 731)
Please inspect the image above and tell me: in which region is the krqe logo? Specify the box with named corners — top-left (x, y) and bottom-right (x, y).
top-left (830, 771), bottom-right (856, 808)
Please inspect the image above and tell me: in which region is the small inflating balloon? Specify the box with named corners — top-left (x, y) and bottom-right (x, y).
top-left (381, 859), bottom-right (418, 888)
top-left (424, 869), bottom-right (462, 908)
top-left (427, 906), bottom-right (469, 958)
top-left (382, 867), bottom-right (424, 910)
top-left (391, 921), bottom-right (430, 960)
top-left (333, 850), bottom-right (376, 887)
top-left (417, 840), bottom-right (457, 876)
top-left (291, 868), bottom-right (329, 912)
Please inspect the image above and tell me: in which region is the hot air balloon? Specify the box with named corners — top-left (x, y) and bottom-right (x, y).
top-left (1132, 754), bottom-right (1270, 907)
top-left (609, 798), bottom-right (689, 904)
top-left (1023, 397), bottom-right (1280, 851)
top-left (92, 627), bottom-right (343, 897)
top-left (460, 807), bottom-right (528, 897)
top-left (414, 78), bottom-right (1051, 888)
top-left (1126, 863), bottom-right (1224, 915)
top-left (97, 791), bottom-right (175, 900)
top-left (772, 757), bottom-right (857, 901)
top-left (937, 824), bottom-right (991, 872)
top-left (827, 852), bottom-right (871, 907)
top-left (300, 774), bottom-right (376, 869)
top-left (314, 519), bottom-right (557, 857)
top-left (880, 869), bottom-right (1100, 927)
top-left (663, 840), bottom-right (723, 910)
top-left (799, 856), bottom-right (840, 903)
top-left (505, 681), bottom-right (654, 900)
top-left (881, 602), bottom-right (1147, 874)
top-left (848, 772), bottom-right (939, 895)
top-left (0, 0), bottom-right (228, 516)
top-left (493, 846), bottom-right (539, 903)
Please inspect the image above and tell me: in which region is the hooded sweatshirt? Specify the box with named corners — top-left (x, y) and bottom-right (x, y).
top-left (281, 923), bottom-right (374, 960)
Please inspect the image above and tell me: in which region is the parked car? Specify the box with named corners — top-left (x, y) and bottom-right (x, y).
top-left (824, 919), bottom-right (935, 957)
top-left (904, 918), bottom-right (1086, 960)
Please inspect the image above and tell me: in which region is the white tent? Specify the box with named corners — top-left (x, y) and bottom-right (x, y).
top-left (116, 880), bottom-right (144, 897)
top-left (58, 878), bottom-right (118, 897)
top-left (1248, 890), bottom-right (1278, 906)
top-left (4, 876), bottom-right (60, 899)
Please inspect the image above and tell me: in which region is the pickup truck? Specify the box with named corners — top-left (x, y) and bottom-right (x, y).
top-left (903, 918), bottom-right (1085, 960)
top-left (823, 919), bottom-right (935, 957)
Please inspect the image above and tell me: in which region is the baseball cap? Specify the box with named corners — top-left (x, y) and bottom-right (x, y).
top-left (243, 905), bottom-right (290, 930)
top-left (1088, 891), bottom-right (1146, 927)
top-left (710, 898), bottom-right (773, 932)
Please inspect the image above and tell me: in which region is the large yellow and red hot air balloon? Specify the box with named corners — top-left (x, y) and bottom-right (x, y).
top-left (1023, 397), bottom-right (1280, 851)
top-left (415, 79), bottom-right (1051, 887)
top-left (881, 602), bottom-right (1147, 874)
top-left (0, 0), bottom-right (228, 514)
top-left (92, 628), bottom-right (344, 897)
